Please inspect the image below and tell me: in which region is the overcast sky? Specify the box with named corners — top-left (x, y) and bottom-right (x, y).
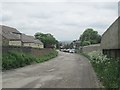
top-left (0, 0), bottom-right (119, 41)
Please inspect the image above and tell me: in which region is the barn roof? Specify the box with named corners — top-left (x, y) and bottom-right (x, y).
top-left (21, 34), bottom-right (34, 43)
top-left (0, 25), bottom-right (21, 40)
top-left (34, 39), bottom-right (43, 45)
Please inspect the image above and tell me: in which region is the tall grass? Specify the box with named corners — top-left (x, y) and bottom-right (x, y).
top-left (2, 50), bottom-right (58, 70)
top-left (84, 51), bottom-right (119, 88)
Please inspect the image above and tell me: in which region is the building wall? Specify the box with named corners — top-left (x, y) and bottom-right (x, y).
top-left (103, 49), bottom-right (120, 59)
top-left (101, 17), bottom-right (120, 49)
top-left (0, 34), bottom-right (2, 46)
top-left (101, 17), bottom-right (120, 58)
top-left (40, 44), bottom-right (44, 48)
top-left (9, 41), bottom-right (21, 46)
top-left (22, 42), bottom-right (34, 47)
top-left (118, 17), bottom-right (120, 47)
top-left (32, 44), bottom-right (44, 48)
top-left (32, 43), bottom-right (39, 48)
top-left (32, 43), bottom-right (37, 48)
top-left (2, 37), bottom-right (9, 46)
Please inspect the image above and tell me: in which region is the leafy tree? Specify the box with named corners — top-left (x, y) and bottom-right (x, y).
top-left (79, 28), bottom-right (101, 46)
top-left (35, 33), bottom-right (58, 48)
top-left (81, 41), bottom-right (91, 46)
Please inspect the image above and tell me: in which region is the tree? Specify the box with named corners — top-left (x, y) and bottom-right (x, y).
top-left (35, 32), bottom-right (58, 48)
top-left (81, 41), bottom-right (91, 46)
top-left (79, 28), bottom-right (101, 46)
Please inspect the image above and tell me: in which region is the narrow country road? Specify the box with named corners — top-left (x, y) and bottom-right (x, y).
top-left (2, 51), bottom-right (101, 88)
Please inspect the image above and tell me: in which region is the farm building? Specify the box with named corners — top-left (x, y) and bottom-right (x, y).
top-left (101, 17), bottom-right (120, 58)
top-left (1, 25), bottom-right (44, 48)
top-left (34, 39), bottom-right (44, 48)
top-left (21, 34), bottom-right (35, 47)
top-left (1, 25), bottom-right (22, 46)
top-left (21, 34), bottom-right (44, 48)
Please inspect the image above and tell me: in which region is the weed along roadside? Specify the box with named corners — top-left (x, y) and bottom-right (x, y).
top-left (2, 49), bottom-right (58, 70)
top-left (81, 51), bottom-right (119, 88)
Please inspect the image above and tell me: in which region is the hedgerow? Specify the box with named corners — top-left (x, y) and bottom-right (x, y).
top-left (2, 50), bottom-right (58, 70)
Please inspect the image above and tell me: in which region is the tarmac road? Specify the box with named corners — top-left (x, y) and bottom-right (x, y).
top-left (2, 51), bottom-right (101, 88)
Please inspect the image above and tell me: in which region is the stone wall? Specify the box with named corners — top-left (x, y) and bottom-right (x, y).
top-left (81, 44), bottom-right (101, 54)
top-left (2, 46), bottom-right (53, 57)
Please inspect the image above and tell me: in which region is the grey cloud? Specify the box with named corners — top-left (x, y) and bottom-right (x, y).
top-left (60, 22), bottom-right (81, 27)
top-left (118, 1), bottom-right (120, 16)
top-left (30, 12), bottom-right (53, 19)
top-left (31, 14), bottom-right (51, 19)
top-left (2, 16), bottom-right (11, 22)
top-left (89, 22), bottom-right (110, 29)
top-left (93, 2), bottom-right (117, 10)
top-left (2, 2), bottom-right (118, 41)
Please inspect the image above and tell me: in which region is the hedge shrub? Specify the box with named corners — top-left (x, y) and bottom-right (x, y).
top-left (2, 50), bottom-right (58, 70)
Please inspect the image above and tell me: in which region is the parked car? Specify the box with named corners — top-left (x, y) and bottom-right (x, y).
top-left (60, 48), bottom-right (75, 53)
top-left (66, 49), bottom-right (70, 52)
top-left (60, 49), bottom-right (64, 51)
top-left (69, 49), bottom-right (75, 53)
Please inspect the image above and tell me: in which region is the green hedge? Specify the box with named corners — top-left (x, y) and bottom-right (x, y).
top-left (2, 50), bottom-right (58, 70)
top-left (82, 51), bottom-right (120, 88)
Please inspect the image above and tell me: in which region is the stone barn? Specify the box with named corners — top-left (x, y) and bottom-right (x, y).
top-left (1, 25), bottom-right (22, 46)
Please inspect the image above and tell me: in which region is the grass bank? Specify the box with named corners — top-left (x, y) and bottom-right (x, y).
top-left (81, 51), bottom-right (120, 88)
top-left (2, 50), bottom-right (58, 70)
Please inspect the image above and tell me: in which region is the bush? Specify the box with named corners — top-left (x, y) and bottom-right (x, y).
top-left (85, 51), bottom-right (119, 88)
top-left (2, 50), bottom-right (58, 70)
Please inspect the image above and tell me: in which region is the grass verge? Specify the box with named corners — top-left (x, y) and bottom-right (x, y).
top-left (2, 50), bottom-right (58, 70)
top-left (81, 51), bottom-right (120, 88)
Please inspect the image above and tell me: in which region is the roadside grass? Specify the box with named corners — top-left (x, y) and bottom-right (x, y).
top-left (0, 55), bottom-right (2, 70)
top-left (81, 51), bottom-right (120, 88)
top-left (2, 50), bottom-right (58, 70)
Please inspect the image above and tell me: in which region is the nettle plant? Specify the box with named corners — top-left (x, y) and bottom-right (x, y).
top-left (88, 51), bottom-right (108, 64)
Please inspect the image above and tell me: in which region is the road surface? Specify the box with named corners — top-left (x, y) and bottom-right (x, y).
top-left (2, 51), bottom-right (101, 88)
